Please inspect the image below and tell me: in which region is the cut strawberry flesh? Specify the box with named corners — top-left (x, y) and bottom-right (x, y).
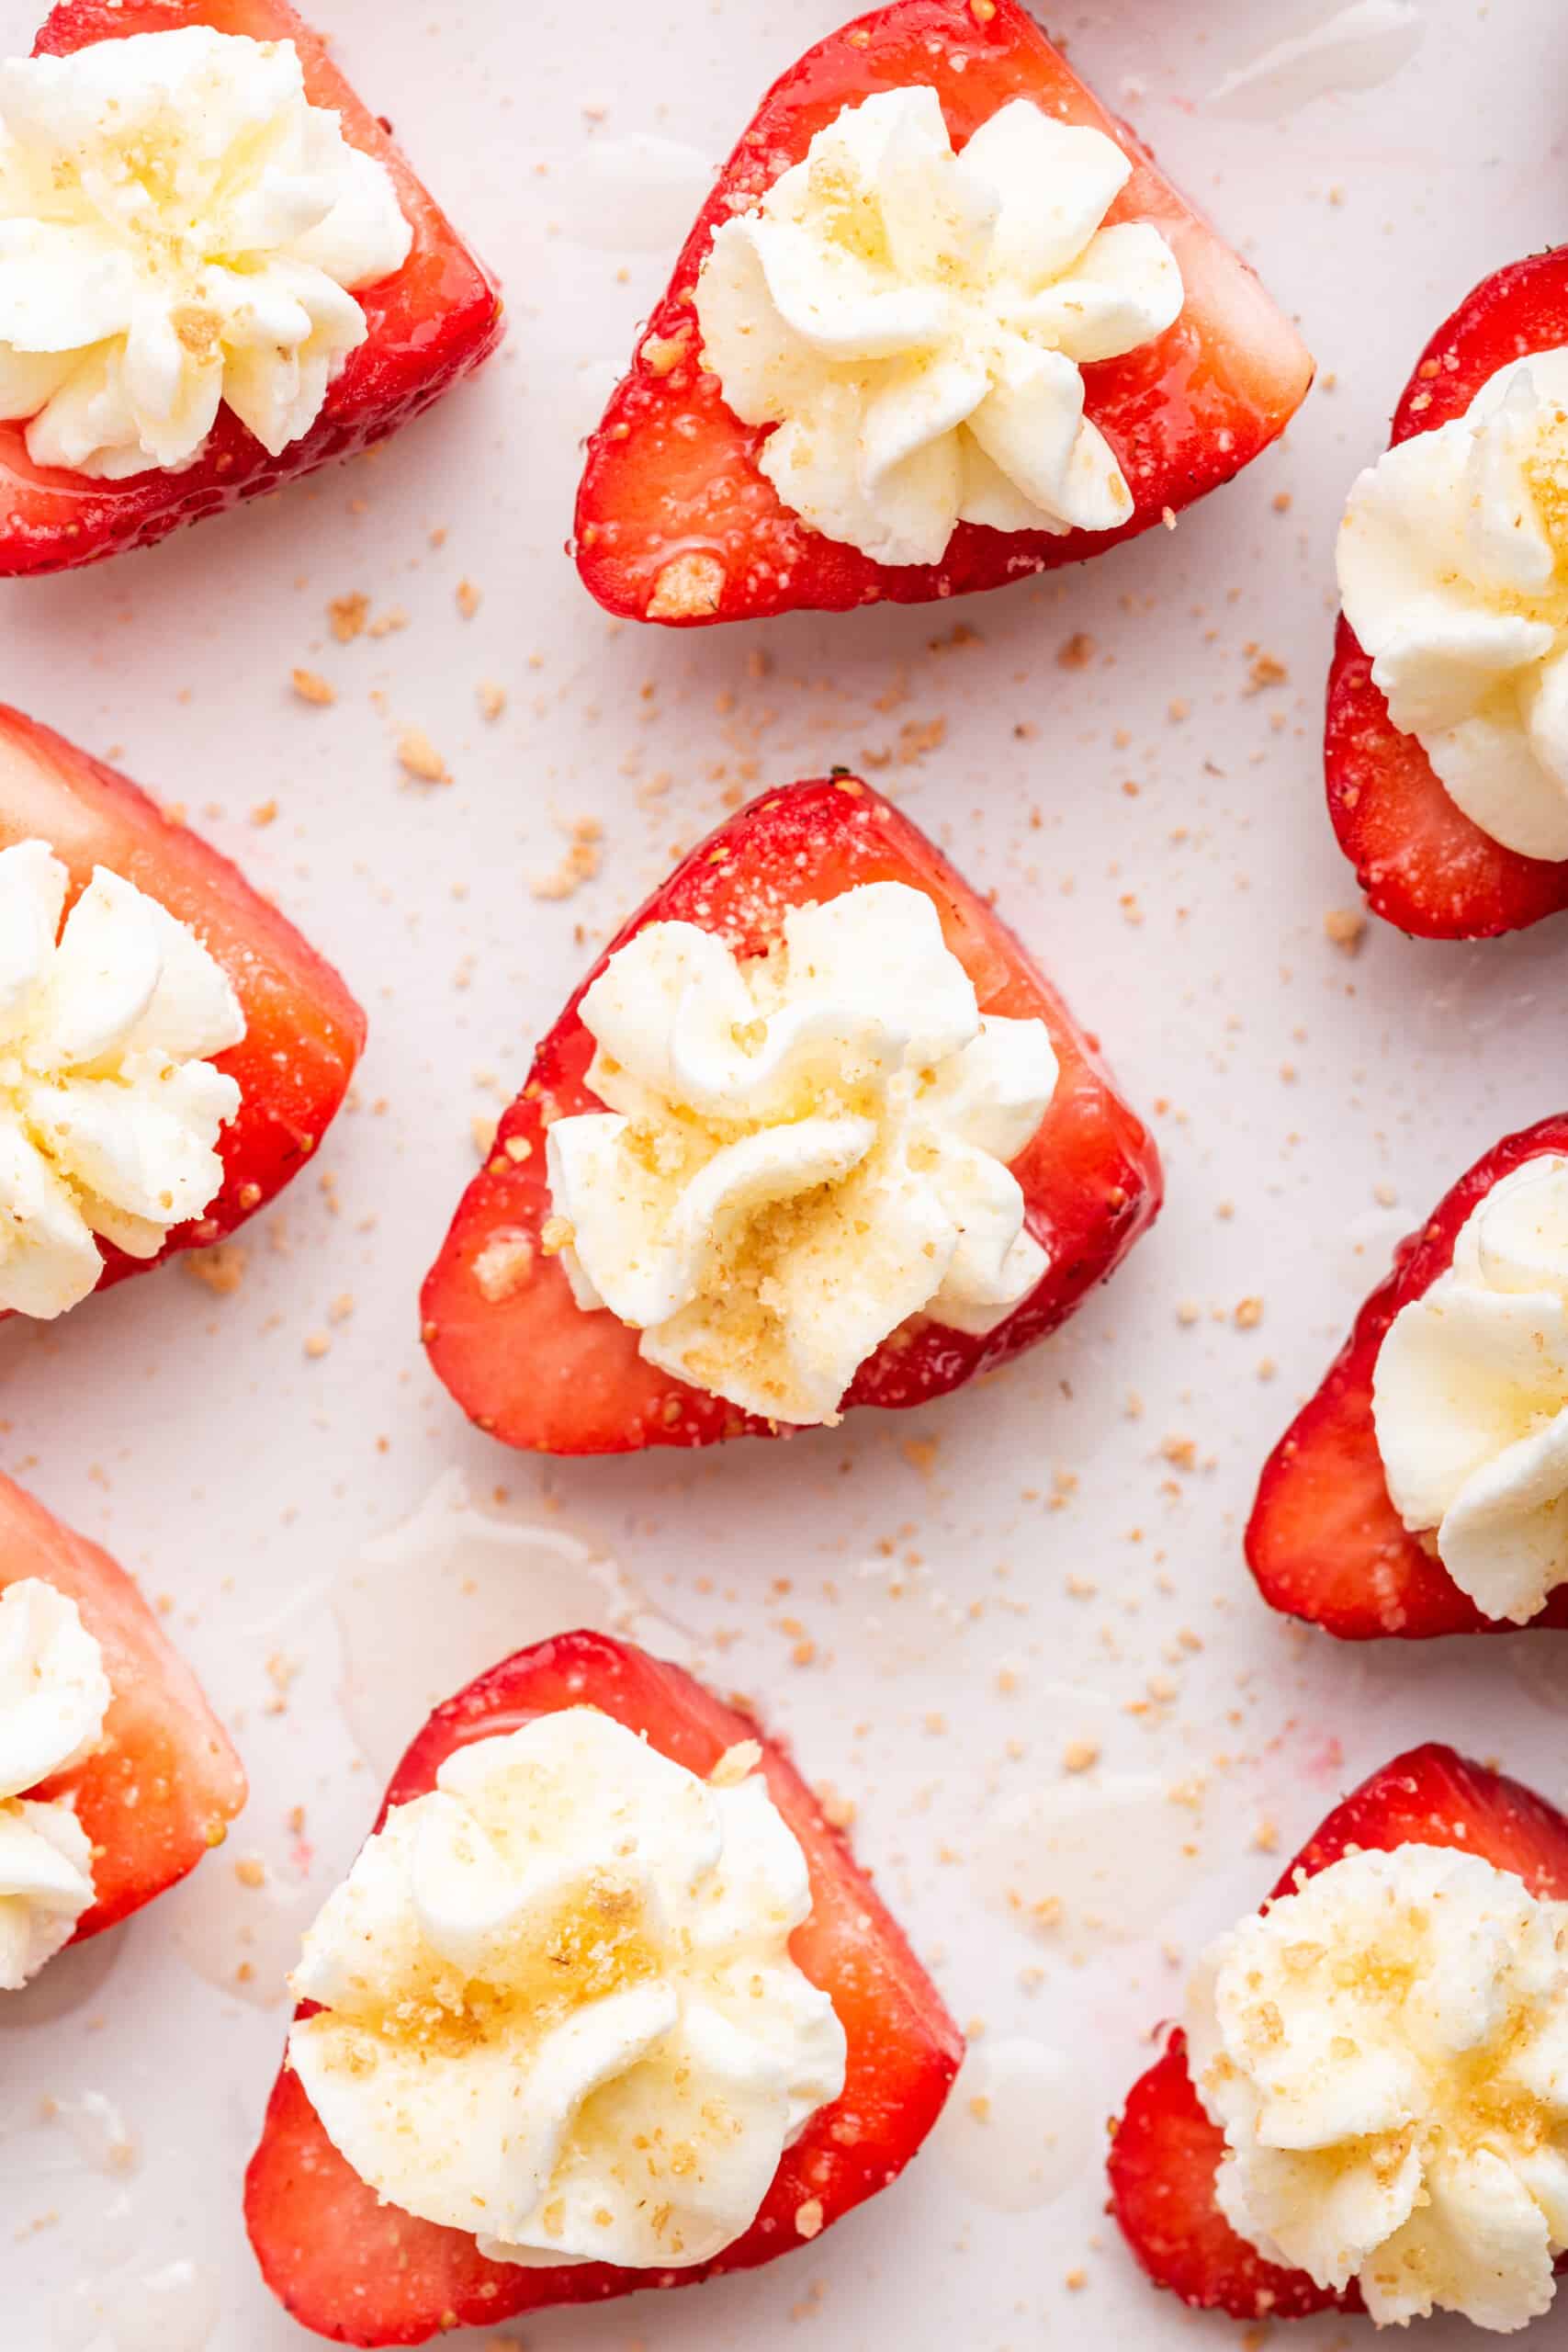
top-left (0, 0), bottom-right (502, 576)
top-left (1326, 247), bottom-right (1568, 938)
top-left (0, 705), bottom-right (365, 1295)
top-left (1110, 1745), bottom-right (1568, 2322)
top-left (1247, 1114), bottom-right (1568, 1639)
top-left (575, 0), bottom-right (1312, 625)
top-left (420, 778), bottom-right (1161, 1453)
top-left (245, 1631), bottom-right (961, 2346)
top-left (0, 1471), bottom-right (246, 1941)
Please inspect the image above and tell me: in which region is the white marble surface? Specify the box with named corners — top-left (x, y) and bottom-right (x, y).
top-left (2, 1), bottom-right (1563, 2346)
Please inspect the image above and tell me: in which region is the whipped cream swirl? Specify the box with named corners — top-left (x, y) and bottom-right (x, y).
top-left (694, 87), bottom-right (1183, 567)
top-left (291, 1707), bottom-right (847, 2270)
top-left (0, 27), bottom-right (412, 480)
top-left (1187, 1843), bottom-right (1568, 2333)
top-left (1372, 1155), bottom-right (1568, 1624)
top-left (0, 1577), bottom-right (112, 1991)
top-left (1338, 349), bottom-right (1568, 860)
top-left (0, 838), bottom-right (245, 1320)
top-left (545, 880), bottom-right (1058, 1427)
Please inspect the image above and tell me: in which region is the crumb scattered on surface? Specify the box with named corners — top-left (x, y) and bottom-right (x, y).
top-left (531, 817), bottom-right (603, 899)
top-left (1325, 907), bottom-right (1367, 956)
top-left (328, 592), bottom-right (368, 642)
top-left (397, 727), bottom-right (450, 785)
top-left (185, 1245), bottom-right (248, 1297)
top-left (290, 667), bottom-right (335, 707)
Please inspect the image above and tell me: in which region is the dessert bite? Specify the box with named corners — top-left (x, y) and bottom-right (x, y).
top-left (574, 0), bottom-right (1312, 627)
top-left (245, 1631), bottom-right (961, 2346)
top-left (1111, 1745), bottom-right (1568, 2333)
top-left (0, 0), bottom-right (502, 575)
top-left (1329, 247), bottom-right (1568, 936)
top-left (0, 704), bottom-right (364, 1318)
top-left (421, 777), bottom-right (1161, 1453)
top-left (1247, 1115), bottom-right (1568, 1639)
top-left (0, 1468), bottom-right (245, 1984)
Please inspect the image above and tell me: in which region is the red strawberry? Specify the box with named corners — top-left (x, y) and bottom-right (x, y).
top-left (573, 0), bottom-right (1313, 628)
top-left (1247, 1114), bottom-right (1568, 1640)
top-left (244, 1629), bottom-right (961, 2346)
top-left (1110, 1744), bottom-right (1568, 2323)
top-left (0, 1468), bottom-right (246, 1942)
top-left (0, 0), bottom-right (502, 578)
top-left (0, 703), bottom-right (365, 1303)
top-left (1327, 247), bottom-right (1568, 938)
top-left (420, 776), bottom-right (1161, 1454)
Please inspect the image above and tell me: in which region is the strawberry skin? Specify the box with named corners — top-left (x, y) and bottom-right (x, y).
top-left (420, 777), bottom-right (1162, 1454)
top-left (244, 1631), bottom-right (962, 2347)
top-left (574, 0), bottom-right (1312, 627)
top-left (1247, 1114), bottom-right (1568, 1640)
top-left (1326, 248), bottom-right (1568, 938)
top-left (0, 0), bottom-right (503, 578)
top-left (1110, 1744), bottom-right (1568, 2324)
top-left (0, 704), bottom-right (366, 1300)
top-left (0, 1470), bottom-right (246, 1942)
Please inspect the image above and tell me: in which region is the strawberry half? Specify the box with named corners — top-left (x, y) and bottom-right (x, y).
top-left (573, 0), bottom-right (1313, 628)
top-left (0, 0), bottom-right (503, 578)
top-left (1, 1468), bottom-right (246, 1942)
top-left (1109, 1743), bottom-right (1568, 2323)
top-left (245, 1629), bottom-right (962, 2347)
top-left (0, 703), bottom-right (365, 1303)
top-left (420, 776), bottom-right (1161, 1454)
top-left (1326, 247), bottom-right (1568, 938)
top-left (1246, 1114), bottom-right (1568, 1640)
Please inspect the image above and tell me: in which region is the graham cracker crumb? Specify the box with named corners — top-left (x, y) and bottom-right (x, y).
top-left (531, 818), bottom-right (603, 901)
top-left (328, 592), bottom-right (368, 642)
top-left (814, 1781), bottom-right (857, 1830)
top-left (456, 579), bottom-right (481, 620)
top-left (647, 552), bottom-right (725, 621)
top-left (1057, 631), bottom-right (1095, 670)
top-left (478, 681), bottom-right (507, 722)
top-left (472, 1235), bottom-right (535, 1304)
top-left (640, 325), bottom-right (694, 378)
top-left (794, 2199), bottom-right (824, 2241)
top-left (1234, 1296), bottom-right (1264, 1330)
top-left (291, 667), bottom-right (335, 707)
top-left (1063, 1739), bottom-right (1100, 1774)
top-left (398, 728), bottom-right (450, 786)
top-left (1325, 907), bottom-right (1367, 956)
top-left (185, 1244), bottom-right (248, 1297)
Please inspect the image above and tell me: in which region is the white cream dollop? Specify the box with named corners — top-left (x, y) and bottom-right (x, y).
top-left (1186, 1844), bottom-right (1568, 2333)
top-left (1372, 1155), bottom-right (1568, 1625)
top-left (0, 1577), bottom-right (112, 1991)
top-left (1337, 350), bottom-right (1568, 860)
top-left (289, 1708), bottom-right (847, 2270)
top-left (0, 26), bottom-right (412, 480)
top-left (544, 879), bottom-right (1058, 1427)
top-left (0, 838), bottom-right (245, 1320)
top-left (693, 87), bottom-right (1183, 567)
